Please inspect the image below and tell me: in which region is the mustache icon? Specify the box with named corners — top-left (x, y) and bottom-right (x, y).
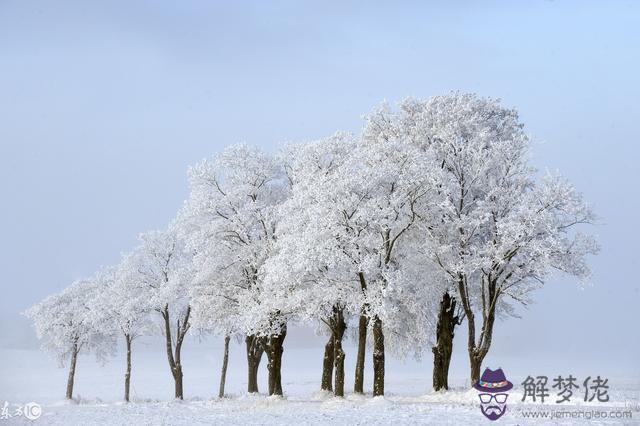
top-left (484, 405), bottom-right (503, 414)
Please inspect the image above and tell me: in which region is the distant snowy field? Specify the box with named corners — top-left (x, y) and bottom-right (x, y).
top-left (2, 337), bottom-right (638, 425)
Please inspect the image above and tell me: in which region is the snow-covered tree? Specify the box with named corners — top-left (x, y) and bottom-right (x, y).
top-left (362, 100), bottom-right (462, 391)
top-left (183, 144), bottom-right (288, 395)
top-left (398, 93), bottom-right (599, 385)
top-left (93, 260), bottom-right (153, 402)
top-left (265, 127), bottom-right (439, 397)
top-left (24, 277), bottom-right (116, 399)
top-left (349, 113), bottom-right (439, 396)
top-left (127, 226), bottom-right (195, 399)
top-left (261, 133), bottom-right (361, 397)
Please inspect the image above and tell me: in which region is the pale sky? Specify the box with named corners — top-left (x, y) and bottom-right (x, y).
top-left (0, 1), bottom-right (638, 377)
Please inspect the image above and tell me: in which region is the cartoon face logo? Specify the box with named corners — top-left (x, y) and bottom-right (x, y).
top-left (474, 367), bottom-right (513, 421)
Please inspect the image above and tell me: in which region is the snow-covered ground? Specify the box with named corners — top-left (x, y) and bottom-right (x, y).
top-left (1, 337), bottom-right (638, 425)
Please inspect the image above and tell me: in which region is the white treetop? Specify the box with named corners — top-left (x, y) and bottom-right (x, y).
top-left (261, 133), bottom-right (361, 331)
top-left (125, 225), bottom-right (195, 335)
top-left (94, 259), bottom-right (153, 339)
top-left (24, 276), bottom-right (116, 365)
top-left (374, 93), bottom-right (599, 368)
top-left (182, 144), bottom-right (288, 337)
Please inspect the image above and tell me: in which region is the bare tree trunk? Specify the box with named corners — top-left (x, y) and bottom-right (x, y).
top-left (173, 334), bottom-right (184, 400)
top-left (264, 323), bottom-right (287, 396)
top-left (162, 305), bottom-right (190, 400)
top-left (174, 370), bottom-right (183, 399)
top-left (456, 275), bottom-right (497, 386)
top-left (320, 335), bottom-right (334, 392)
top-left (247, 357), bottom-right (259, 393)
top-left (162, 307), bottom-right (177, 398)
top-left (432, 291), bottom-right (460, 391)
top-left (245, 334), bottom-right (264, 393)
top-left (354, 272), bottom-right (369, 394)
top-left (124, 334), bottom-right (132, 402)
top-left (65, 342), bottom-right (79, 400)
top-left (218, 335), bottom-right (231, 398)
top-left (372, 316), bottom-right (385, 397)
top-left (333, 309), bottom-right (346, 397)
top-left (470, 356), bottom-right (482, 385)
top-left (273, 334), bottom-right (284, 396)
top-left (354, 313), bottom-right (368, 394)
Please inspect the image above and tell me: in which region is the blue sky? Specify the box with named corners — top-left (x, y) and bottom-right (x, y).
top-left (0, 1), bottom-right (638, 376)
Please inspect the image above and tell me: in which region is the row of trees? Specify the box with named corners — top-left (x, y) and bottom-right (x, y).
top-left (25, 93), bottom-right (598, 401)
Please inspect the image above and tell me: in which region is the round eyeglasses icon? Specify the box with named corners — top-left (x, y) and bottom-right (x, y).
top-left (478, 393), bottom-right (508, 404)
